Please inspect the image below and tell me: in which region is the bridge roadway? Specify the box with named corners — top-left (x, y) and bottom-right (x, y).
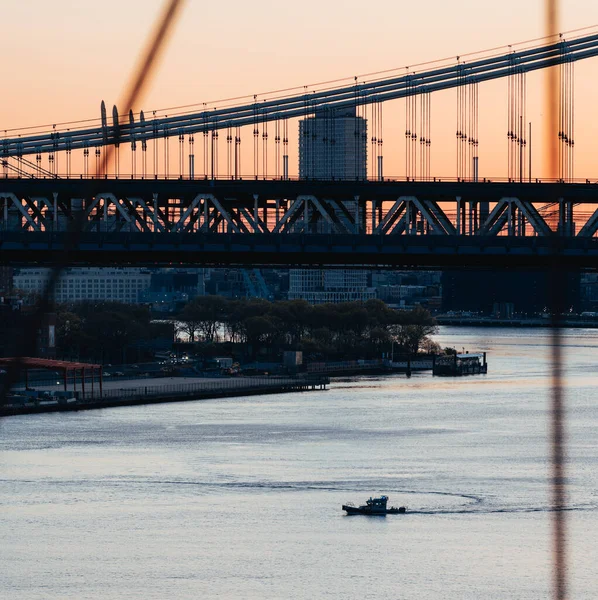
top-left (3, 176), bottom-right (598, 202)
top-left (1, 178), bottom-right (598, 268)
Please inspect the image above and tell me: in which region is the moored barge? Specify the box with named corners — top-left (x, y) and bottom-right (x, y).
top-left (433, 352), bottom-right (488, 376)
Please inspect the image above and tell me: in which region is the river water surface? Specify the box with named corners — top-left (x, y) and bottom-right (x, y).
top-left (1, 327), bottom-right (597, 599)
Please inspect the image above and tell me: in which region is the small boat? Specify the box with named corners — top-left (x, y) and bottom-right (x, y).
top-left (342, 495), bottom-right (406, 515)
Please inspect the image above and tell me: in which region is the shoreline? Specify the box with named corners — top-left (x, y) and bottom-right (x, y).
top-left (436, 318), bottom-right (598, 328)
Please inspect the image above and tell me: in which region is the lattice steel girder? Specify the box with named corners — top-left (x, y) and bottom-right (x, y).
top-left (2, 180), bottom-right (598, 238)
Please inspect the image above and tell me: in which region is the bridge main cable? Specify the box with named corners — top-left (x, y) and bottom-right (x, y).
top-left (3, 32), bottom-right (598, 158)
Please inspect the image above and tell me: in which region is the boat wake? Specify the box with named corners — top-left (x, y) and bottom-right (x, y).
top-left (124, 478), bottom-right (598, 515)
top-left (5, 476), bottom-right (596, 516)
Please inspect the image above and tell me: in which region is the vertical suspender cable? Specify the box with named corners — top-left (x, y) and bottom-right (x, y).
top-left (457, 65), bottom-right (461, 180)
top-left (226, 126), bottom-right (232, 179)
top-left (405, 71), bottom-right (411, 179)
top-left (253, 96), bottom-right (259, 178)
top-left (283, 119), bottom-right (288, 180)
top-left (571, 61), bottom-right (575, 181)
top-left (371, 101), bottom-right (376, 181)
top-left (189, 134), bottom-right (194, 180)
top-left (428, 92), bottom-right (432, 180)
top-left (378, 101), bottom-right (383, 181)
top-left (558, 47), bottom-right (564, 180)
top-left (414, 83), bottom-right (417, 179)
top-left (275, 118), bottom-right (280, 179)
top-left (262, 110), bottom-right (268, 179)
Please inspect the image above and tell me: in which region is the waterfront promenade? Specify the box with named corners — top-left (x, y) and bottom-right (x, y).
top-left (1, 375), bottom-right (329, 417)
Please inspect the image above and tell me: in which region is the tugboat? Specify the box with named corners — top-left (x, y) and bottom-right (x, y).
top-left (342, 495), bottom-right (406, 515)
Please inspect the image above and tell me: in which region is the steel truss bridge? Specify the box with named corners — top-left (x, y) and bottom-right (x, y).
top-left (2, 30), bottom-right (598, 268)
top-left (1, 178), bottom-right (598, 268)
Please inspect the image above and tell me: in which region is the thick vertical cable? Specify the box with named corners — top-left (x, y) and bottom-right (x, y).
top-left (0, 0), bottom-right (187, 409)
top-left (545, 4), bottom-right (568, 600)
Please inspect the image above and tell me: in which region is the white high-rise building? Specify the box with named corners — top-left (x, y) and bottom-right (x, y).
top-left (291, 109), bottom-right (374, 304)
top-left (299, 107), bottom-right (367, 180)
top-left (13, 268), bottom-right (152, 304)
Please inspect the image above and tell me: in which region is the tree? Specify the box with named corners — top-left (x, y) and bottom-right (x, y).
top-left (388, 306), bottom-right (438, 355)
top-left (56, 310), bottom-right (85, 359)
top-left (270, 299), bottom-right (311, 346)
top-left (178, 295), bottom-right (228, 343)
top-left (178, 303), bottom-right (202, 343)
top-left (55, 302), bottom-right (151, 363)
top-left (241, 315), bottom-right (278, 356)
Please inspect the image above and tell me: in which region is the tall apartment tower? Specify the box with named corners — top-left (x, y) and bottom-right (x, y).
top-left (290, 108), bottom-right (374, 304)
top-left (299, 107), bottom-right (367, 180)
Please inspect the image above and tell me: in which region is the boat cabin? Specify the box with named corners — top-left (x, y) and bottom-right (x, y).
top-left (366, 496), bottom-right (389, 513)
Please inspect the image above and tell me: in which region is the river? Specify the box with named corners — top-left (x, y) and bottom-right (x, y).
top-left (1, 327), bottom-right (597, 599)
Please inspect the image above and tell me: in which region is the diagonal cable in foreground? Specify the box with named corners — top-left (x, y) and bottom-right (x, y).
top-left (0, 0), bottom-right (186, 408)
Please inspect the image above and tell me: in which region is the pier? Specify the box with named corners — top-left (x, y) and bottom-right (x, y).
top-left (0, 375), bottom-right (330, 417)
top-left (433, 353), bottom-right (488, 376)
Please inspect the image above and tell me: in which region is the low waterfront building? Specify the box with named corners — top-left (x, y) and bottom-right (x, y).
top-left (13, 267), bottom-right (152, 304)
top-left (288, 269), bottom-right (375, 304)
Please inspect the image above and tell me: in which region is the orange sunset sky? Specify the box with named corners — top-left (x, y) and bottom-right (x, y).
top-left (3, 0), bottom-right (598, 180)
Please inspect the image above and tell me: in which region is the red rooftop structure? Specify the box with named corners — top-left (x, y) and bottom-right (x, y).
top-left (0, 358), bottom-right (103, 400)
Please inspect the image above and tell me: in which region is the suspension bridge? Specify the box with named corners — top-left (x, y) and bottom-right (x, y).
top-left (2, 29), bottom-right (598, 268)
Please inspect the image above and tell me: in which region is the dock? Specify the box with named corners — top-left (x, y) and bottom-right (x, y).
top-left (433, 352), bottom-right (488, 376)
top-left (0, 375), bottom-right (330, 417)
